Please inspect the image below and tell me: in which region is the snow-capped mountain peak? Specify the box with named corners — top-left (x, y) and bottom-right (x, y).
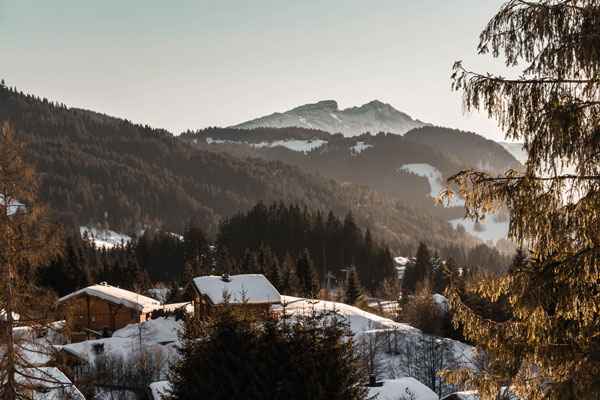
top-left (231, 99), bottom-right (429, 136)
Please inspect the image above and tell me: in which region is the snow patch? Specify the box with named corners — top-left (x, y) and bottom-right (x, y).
top-left (399, 164), bottom-right (464, 207)
top-left (368, 378), bottom-right (439, 400)
top-left (80, 226), bottom-right (132, 249)
top-left (0, 194), bottom-right (25, 216)
top-left (449, 216), bottom-right (509, 244)
top-left (350, 141), bottom-right (373, 155)
top-left (205, 137), bottom-right (327, 153)
top-left (149, 381), bottom-right (172, 400)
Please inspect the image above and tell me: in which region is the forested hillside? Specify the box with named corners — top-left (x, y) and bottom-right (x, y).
top-left (182, 126), bottom-right (519, 220)
top-left (0, 83), bottom-right (474, 252)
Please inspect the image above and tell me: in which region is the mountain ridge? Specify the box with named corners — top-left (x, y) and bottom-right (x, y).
top-left (231, 99), bottom-right (429, 136)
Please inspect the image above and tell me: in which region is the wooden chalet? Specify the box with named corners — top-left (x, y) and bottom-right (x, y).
top-left (57, 282), bottom-right (161, 342)
top-left (191, 273), bottom-right (281, 319)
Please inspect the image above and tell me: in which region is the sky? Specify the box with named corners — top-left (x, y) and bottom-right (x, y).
top-left (0, 0), bottom-right (512, 140)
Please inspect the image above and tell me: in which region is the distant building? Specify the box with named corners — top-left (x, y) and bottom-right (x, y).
top-left (57, 282), bottom-right (161, 342)
top-left (191, 274), bottom-right (281, 319)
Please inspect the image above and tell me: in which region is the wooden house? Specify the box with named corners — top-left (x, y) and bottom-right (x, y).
top-left (191, 274), bottom-right (281, 319)
top-left (57, 282), bottom-right (161, 342)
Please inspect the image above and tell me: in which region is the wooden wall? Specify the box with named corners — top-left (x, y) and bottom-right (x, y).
top-left (61, 294), bottom-right (148, 342)
top-left (192, 292), bottom-right (273, 320)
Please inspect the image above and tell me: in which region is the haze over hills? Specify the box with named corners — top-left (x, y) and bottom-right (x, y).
top-left (231, 99), bottom-right (429, 136)
top-left (0, 83), bottom-right (482, 254)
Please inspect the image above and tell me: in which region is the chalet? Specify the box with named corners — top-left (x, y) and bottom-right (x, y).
top-left (192, 274), bottom-right (281, 319)
top-left (57, 282), bottom-right (161, 342)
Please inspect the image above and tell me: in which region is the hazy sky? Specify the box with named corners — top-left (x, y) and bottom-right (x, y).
top-left (1, 0), bottom-right (512, 140)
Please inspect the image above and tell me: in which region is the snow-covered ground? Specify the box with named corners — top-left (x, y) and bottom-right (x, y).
top-left (57, 296), bottom-right (473, 399)
top-left (80, 226), bottom-right (132, 249)
top-left (205, 137), bottom-right (327, 153)
top-left (0, 194), bottom-right (25, 216)
top-left (350, 141), bottom-right (373, 155)
top-left (369, 378), bottom-right (439, 400)
top-left (449, 216), bottom-right (509, 244)
top-left (149, 381), bottom-right (172, 400)
top-left (281, 295), bottom-right (413, 334)
top-left (399, 164), bottom-right (464, 207)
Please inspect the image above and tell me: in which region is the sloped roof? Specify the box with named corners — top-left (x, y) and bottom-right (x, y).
top-left (57, 283), bottom-right (161, 313)
top-left (192, 274), bottom-right (281, 305)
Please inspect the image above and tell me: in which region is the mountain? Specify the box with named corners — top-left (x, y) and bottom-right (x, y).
top-left (231, 100), bottom-right (428, 136)
top-left (0, 83), bottom-right (478, 253)
top-left (183, 126), bottom-right (520, 210)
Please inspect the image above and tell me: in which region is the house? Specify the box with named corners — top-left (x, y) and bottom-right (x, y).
top-left (57, 282), bottom-right (161, 342)
top-left (191, 274), bottom-right (281, 319)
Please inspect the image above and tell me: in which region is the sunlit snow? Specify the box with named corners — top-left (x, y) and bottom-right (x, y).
top-left (350, 141), bottom-right (373, 155)
top-left (80, 226), bottom-right (132, 249)
top-left (205, 137), bottom-right (327, 153)
top-left (449, 216), bottom-right (509, 244)
top-left (399, 163), bottom-right (464, 207)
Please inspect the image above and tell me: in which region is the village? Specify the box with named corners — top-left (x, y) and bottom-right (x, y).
top-left (8, 267), bottom-right (479, 400)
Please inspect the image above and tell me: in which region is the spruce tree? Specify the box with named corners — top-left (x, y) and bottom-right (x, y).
top-left (344, 269), bottom-right (362, 305)
top-left (444, 1), bottom-right (600, 398)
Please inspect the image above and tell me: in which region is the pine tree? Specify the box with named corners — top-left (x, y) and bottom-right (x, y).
top-left (0, 123), bottom-right (62, 399)
top-left (444, 2), bottom-right (600, 398)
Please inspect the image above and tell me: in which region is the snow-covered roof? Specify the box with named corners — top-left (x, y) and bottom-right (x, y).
top-left (192, 274), bottom-right (281, 305)
top-left (149, 381), bottom-right (172, 400)
top-left (57, 283), bottom-right (161, 313)
top-left (368, 378), bottom-right (439, 400)
top-left (17, 367), bottom-right (86, 400)
top-left (112, 316), bottom-right (182, 345)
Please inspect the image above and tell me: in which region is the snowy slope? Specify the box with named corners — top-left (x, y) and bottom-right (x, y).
top-left (369, 378), bottom-right (439, 400)
top-left (80, 226), bottom-right (132, 249)
top-left (232, 100), bottom-right (428, 137)
top-left (399, 164), bottom-right (464, 207)
top-left (281, 295), bottom-right (416, 334)
top-left (149, 381), bottom-right (172, 400)
top-left (206, 137), bottom-right (327, 153)
top-left (449, 215), bottom-right (509, 244)
top-left (350, 141), bottom-right (374, 155)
